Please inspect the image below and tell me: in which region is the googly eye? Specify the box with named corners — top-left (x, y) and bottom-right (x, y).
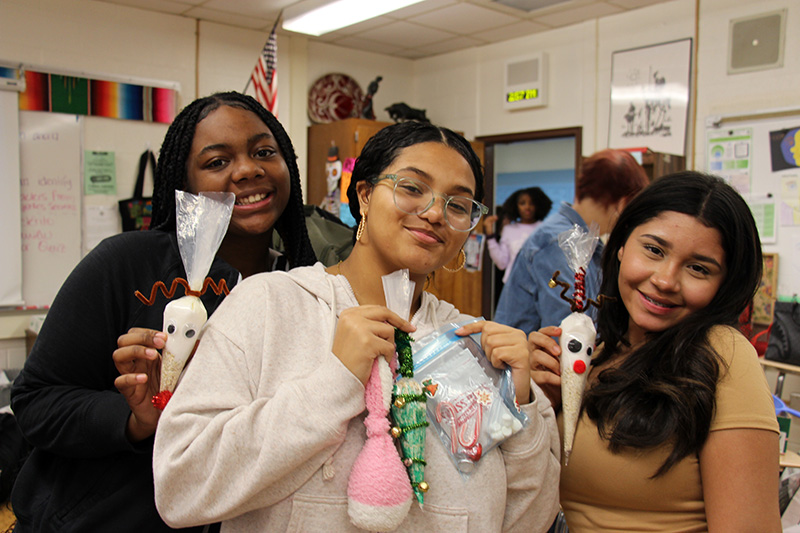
top-left (568, 339), bottom-right (582, 353)
top-left (167, 324), bottom-right (176, 334)
top-left (185, 329), bottom-right (196, 339)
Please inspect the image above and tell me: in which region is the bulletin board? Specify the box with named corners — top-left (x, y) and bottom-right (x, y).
top-left (706, 108), bottom-right (800, 301)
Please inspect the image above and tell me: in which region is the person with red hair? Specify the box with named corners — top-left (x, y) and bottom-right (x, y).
top-left (494, 149), bottom-right (648, 334)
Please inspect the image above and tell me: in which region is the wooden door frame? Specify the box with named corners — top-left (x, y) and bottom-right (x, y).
top-left (475, 126), bottom-right (583, 319)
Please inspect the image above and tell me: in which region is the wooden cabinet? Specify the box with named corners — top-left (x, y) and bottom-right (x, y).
top-left (306, 118), bottom-right (393, 206)
top-left (641, 150), bottom-right (685, 181)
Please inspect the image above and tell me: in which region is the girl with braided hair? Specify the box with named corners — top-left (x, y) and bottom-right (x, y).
top-left (10, 92), bottom-right (315, 532)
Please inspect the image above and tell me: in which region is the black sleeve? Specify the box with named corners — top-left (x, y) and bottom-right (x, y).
top-left (11, 234), bottom-right (171, 458)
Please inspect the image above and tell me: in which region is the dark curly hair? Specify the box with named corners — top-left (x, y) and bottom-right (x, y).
top-left (586, 171), bottom-right (763, 477)
top-left (149, 92), bottom-right (315, 268)
top-left (501, 186), bottom-right (552, 223)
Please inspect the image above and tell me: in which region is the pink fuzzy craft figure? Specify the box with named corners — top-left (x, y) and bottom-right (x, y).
top-left (347, 357), bottom-right (413, 531)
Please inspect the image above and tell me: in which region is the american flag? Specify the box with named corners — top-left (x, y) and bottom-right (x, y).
top-left (250, 27), bottom-right (278, 115)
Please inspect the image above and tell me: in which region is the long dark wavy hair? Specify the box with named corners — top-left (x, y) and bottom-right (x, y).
top-left (501, 186), bottom-right (552, 223)
top-left (346, 121), bottom-right (485, 226)
top-left (149, 91), bottom-right (316, 268)
top-left (585, 171), bottom-right (762, 477)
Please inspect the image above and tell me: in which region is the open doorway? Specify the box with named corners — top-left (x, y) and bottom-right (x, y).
top-left (476, 127), bottom-right (582, 319)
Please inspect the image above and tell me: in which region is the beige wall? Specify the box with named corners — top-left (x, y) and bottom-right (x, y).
top-left (0, 0), bottom-right (797, 368)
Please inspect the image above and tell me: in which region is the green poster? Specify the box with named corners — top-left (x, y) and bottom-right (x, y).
top-left (84, 151), bottom-right (117, 195)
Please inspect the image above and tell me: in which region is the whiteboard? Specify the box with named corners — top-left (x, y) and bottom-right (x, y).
top-left (19, 112), bottom-right (83, 308)
top-left (0, 90), bottom-right (22, 307)
top-left (706, 111), bottom-right (800, 300)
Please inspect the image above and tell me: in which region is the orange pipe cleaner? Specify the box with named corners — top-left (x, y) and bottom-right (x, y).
top-left (135, 277), bottom-right (230, 306)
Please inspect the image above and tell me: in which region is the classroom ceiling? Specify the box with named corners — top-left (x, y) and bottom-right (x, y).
top-left (90, 0), bottom-right (674, 59)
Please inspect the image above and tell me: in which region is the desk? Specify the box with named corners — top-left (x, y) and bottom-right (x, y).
top-left (783, 450), bottom-right (800, 469)
top-left (759, 359), bottom-right (800, 397)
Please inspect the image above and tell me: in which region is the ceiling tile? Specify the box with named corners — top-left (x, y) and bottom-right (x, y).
top-left (357, 20), bottom-right (457, 47)
top-left (200, 0), bottom-right (288, 20)
top-left (409, 3), bottom-right (520, 34)
top-left (472, 20), bottom-right (549, 42)
top-left (328, 36), bottom-right (407, 56)
top-left (533, 1), bottom-right (622, 27)
top-left (315, 15), bottom-right (396, 38)
top-left (93, 0), bottom-right (192, 15)
top-left (184, 6), bottom-right (272, 30)
top-left (424, 35), bottom-right (484, 55)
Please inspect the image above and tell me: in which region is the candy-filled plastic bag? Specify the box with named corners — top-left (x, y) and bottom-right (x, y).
top-left (412, 319), bottom-right (527, 476)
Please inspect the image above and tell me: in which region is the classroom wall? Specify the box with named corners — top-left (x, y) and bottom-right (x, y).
top-left (1, 0), bottom-right (797, 374)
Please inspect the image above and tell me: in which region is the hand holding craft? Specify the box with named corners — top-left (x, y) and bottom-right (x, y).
top-left (528, 325), bottom-right (563, 408)
top-left (331, 305), bottom-right (414, 385)
top-left (456, 320), bottom-right (532, 405)
top-left (113, 327), bottom-right (167, 441)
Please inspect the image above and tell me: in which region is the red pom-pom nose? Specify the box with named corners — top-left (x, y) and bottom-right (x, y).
top-left (152, 391), bottom-right (173, 410)
top-left (573, 360), bottom-right (587, 374)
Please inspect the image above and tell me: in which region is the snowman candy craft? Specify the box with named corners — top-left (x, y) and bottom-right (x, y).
top-left (548, 224), bottom-right (612, 464)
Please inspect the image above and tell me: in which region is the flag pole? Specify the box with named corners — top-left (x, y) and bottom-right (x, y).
top-left (243, 11), bottom-right (282, 94)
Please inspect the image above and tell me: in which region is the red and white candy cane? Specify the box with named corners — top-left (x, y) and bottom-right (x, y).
top-left (436, 401), bottom-right (460, 454)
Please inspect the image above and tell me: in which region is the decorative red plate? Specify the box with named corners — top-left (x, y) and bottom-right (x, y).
top-left (308, 73), bottom-right (364, 123)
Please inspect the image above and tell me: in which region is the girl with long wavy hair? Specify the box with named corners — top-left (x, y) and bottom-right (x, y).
top-left (529, 171), bottom-right (780, 532)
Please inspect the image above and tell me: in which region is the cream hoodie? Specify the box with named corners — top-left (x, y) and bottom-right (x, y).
top-left (153, 264), bottom-right (560, 532)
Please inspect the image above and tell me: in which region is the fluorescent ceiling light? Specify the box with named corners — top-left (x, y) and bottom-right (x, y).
top-left (283, 0), bottom-right (426, 36)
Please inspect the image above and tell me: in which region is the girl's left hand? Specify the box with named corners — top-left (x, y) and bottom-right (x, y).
top-left (456, 321), bottom-right (531, 405)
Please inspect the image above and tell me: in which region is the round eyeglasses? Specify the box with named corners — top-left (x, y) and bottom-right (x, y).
top-left (372, 174), bottom-right (488, 232)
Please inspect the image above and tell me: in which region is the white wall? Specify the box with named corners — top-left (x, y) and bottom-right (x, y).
top-left (0, 0), bottom-right (797, 372)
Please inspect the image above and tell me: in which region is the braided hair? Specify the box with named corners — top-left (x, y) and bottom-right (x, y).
top-left (149, 92), bottom-right (316, 268)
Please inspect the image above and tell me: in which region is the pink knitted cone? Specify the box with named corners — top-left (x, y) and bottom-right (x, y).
top-left (347, 358), bottom-right (413, 531)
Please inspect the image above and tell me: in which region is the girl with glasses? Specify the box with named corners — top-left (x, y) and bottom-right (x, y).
top-left (153, 121), bottom-right (561, 532)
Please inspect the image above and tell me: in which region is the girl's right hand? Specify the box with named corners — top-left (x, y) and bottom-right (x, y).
top-left (113, 327), bottom-right (165, 442)
top-left (528, 325), bottom-right (563, 408)
top-left (332, 305), bottom-right (415, 385)
top-left (482, 215), bottom-right (498, 235)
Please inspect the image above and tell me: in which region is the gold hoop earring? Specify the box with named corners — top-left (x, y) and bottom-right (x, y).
top-left (442, 248), bottom-right (466, 273)
top-left (356, 212), bottom-right (367, 243)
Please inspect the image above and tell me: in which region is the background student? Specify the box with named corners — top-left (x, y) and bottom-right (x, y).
top-left (10, 92), bottom-right (316, 532)
top-left (494, 149), bottom-right (648, 334)
top-left (483, 186), bottom-right (552, 284)
top-left (152, 120), bottom-right (561, 532)
top-left (529, 172), bottom-right (780, 532)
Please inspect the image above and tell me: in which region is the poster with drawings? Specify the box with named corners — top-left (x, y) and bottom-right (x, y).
top-left (608, 39), bottom-right (692, 156)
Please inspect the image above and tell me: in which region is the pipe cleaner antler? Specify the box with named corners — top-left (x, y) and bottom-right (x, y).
top-left (549, 224), bottom-right (612, 464)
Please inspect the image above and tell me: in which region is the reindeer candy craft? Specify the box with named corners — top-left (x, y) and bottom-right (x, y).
top-left (135, 191), bottom-right (234, 409)
top-left (548, 224), bottom-right (612, 464)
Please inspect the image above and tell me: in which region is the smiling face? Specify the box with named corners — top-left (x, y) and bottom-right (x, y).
top-left (357, 142), bottom-right (476, 276)
top-left (185, 105), bottom-right (290, 238)
top-left (617, 211), bottom-right (726, 345)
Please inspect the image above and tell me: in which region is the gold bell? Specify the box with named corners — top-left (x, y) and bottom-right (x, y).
top-left (418, 481), bottom-right (429, 493)
top-left (394, 396), bottom-right (406, 409)
top-left (548, 279), bottom-right (556, 288)
top-left (391, 426), bottom-right (402, 438)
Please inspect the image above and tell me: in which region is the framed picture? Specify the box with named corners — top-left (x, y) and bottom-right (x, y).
top-left (753, 253), bottom-right (779, 325)
top-left (609, 38), bottom-right (693, 156)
